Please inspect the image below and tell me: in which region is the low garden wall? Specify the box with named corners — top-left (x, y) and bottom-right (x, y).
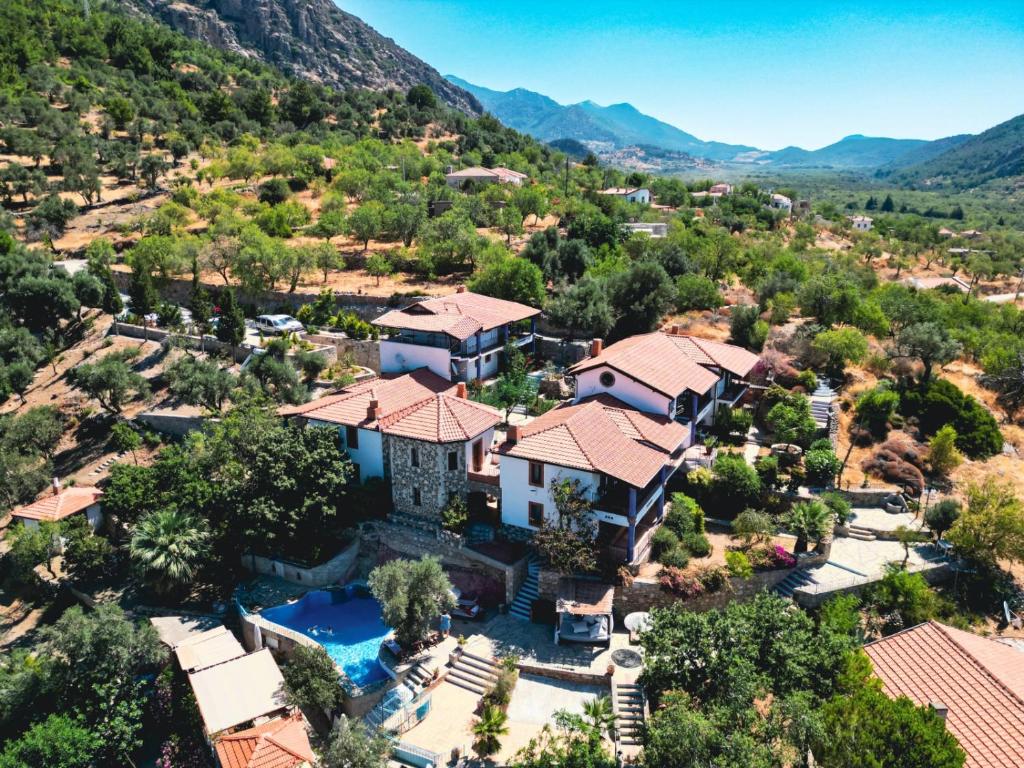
top-left (112, 321), bottom-right (252, 363)
top-left (304, 331), bottom-right (381, 371)
top-left (241, 534), bottom-right (360, 588)
top-left (840, 486), bottom-right (904, 506)
top-left (792, 560), bottom-right (952, 609)
top-left (613, 567), bottom-right (794, 618)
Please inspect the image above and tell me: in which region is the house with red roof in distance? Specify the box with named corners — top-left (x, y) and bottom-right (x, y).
top-left (598, 186), bottom-right (651, 205)
top-left (372, 287), bottom-right (540, 383)
top-left (567, 330), bottom-right (762, 445)
top-left (10, 481), bottom-right (103, 532)
top-left (282, 369), bottom-right (501, 527)
top-left (214, 712), bottom-right (315, 768)
top-left (864, 620), bottom-right (1024, 768)
top-left (445, 166), bottom-right (528, 189)
top-left (497, 395), bottom-right (688, 565)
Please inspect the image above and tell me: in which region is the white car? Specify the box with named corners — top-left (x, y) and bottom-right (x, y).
top-left (255, 314), bottom-right (304, 335)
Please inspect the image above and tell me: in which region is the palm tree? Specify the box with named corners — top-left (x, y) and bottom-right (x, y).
top-left (784, 500), bottom-right (833, 554)
top-left (129, 508), bottom-right (210, 595)
top-left (472, 704), bottom-right (509, 759)
top-left (582, 695), bottom-right (616, 740)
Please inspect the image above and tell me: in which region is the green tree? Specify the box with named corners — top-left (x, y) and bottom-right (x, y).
top-left (72, 354), bottom-right (150, 414)
top-left (129, 508), bottom-right (211, 595)
top-left (139, 153), bottom-right (169, 190)
top-left (468, 249), bottom-right (545, 307)
top-left (765, 391), bottom-right (817, 447)
top-left (805, 446), bottom-right (842, 486)
top-left (812, 327), bottom-right (869, 375)
top-left (891, 322), bottom-right (960, 382)
top-left (490, 343), bottom-right (531, 421)
top-left (581, 696), bottom-right (616, 740)
top-left (533, 479), bottom-right (598, 574)
top-left (215, 287), bottom-right (246, 348)
top-left (948, 477), bottom-right (1024, 567)
top-left (675, 274), bottom-right (723, 313)
top-left (348, 202), bottom-right (385, 252)
top-left (364, 252), bottom-right (393, 287)
top-left (0, 714), bottom-right (101, 768)
top-left (607, 261), bottom-right (676, 339)
top-left (311, 241), bottom-right (344, 283)
top-left (729, 304), bottom-right (769, 351)
top-left (109, 421), bottom-right (142, 463)
top-left (61, 516), bottom-right (115, 586)
top-left (928, 425), bottom-right (963, 477)
top-left (282, 645), bottom-right (344, 715)
top-left (127, 263), bottom-right (158, 317)
top-left (319, 717), bottom-right (391, 768)
top-left (545, 275), bottom-right (615, 339)
top-left (368, 556), bottom-right (456, 650)
top-left (497, 204), bottom-right (524, 244)
top-left (924, 499), bottom-right (961, 543)
top-left (731, 509), bottom-right (774, 547)
top-left (784, 500), bottom-right (833, 553)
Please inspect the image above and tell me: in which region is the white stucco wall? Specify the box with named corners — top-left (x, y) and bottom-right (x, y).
top-left (85, 503), bottom-right (103, 531)
top-left (309, 420), bottom-right (385, 480)
top-left (464, 427), bottom-right (496, 470)
top-left (574, 366), bottom-right (673, 416)
top-left (500, 456), bottom-right (599, 530)
top-left (380, 340), bottom-right (453, 380)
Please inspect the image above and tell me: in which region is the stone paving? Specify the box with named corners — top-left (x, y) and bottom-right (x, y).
top-left (847, 506), bottom-right (925, 533)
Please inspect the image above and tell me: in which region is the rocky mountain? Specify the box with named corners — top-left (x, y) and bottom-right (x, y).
top-left (122, 0), bottom-right (481, 113)
top-left (885, 113), bottom-right (1024, 188)
top-left (447, 76), bottom-right (755, 162)
top-left (763, 134), bottom-right (935, 169)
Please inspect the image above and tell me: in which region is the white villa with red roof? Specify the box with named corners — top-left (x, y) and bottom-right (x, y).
top-left (568, 330), bottom-right (761, 441)
top-left (498, 396), bottom-right (688, 563)
top-left (372, 287), bottom-right (540, 383)
top-left (11, 484), bottom-right (104, 532)
top-left (282, 369), bottom-right (501, 523)
top-left (445, 166), bottom-right (528, 188)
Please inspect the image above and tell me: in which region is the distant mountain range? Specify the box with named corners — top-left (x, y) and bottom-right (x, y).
top-left (446, 76), bottom-right (1008, 177)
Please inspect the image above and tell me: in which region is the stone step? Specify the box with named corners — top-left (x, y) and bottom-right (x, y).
top-left (455, 657), bottom-right (500, 680)
top-left (458, 650), bottom-right (500, 669)
top-left (445, 672), bottom-right (487, 695)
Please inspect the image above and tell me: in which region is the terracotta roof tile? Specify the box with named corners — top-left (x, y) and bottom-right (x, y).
top-left (11, 486), bottom-right (103, 523)
top-left (499, 398), bottom-right (686, 488)
top-left (864, 621), bottom-right (1024, 768)
top-left (214, 714), bottom-right (314, 768)
top-left (569, 332), bottom-right (759, 397)
top-left (373, 290), bottom-right (539, 339)
top-left (281, 369), bottom-right (500, 443)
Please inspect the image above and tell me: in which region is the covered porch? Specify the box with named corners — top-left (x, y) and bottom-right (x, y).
top-left (592, 459), bottom-right (680, 564)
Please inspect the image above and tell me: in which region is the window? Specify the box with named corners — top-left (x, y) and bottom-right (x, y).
top-left (448, 451), bottom-right (459, 471)
top-left (484, 353), bottom-right (492, 362)
top-left (599, 371), bottom-right (616, 388)
top-left (413, 488), bottom-right (421, 506)
top-left (345, 426), bottom-right (359, 449)
top-left (529, 502), bottom-right (544, 527)
top-left (411, 447), bottom-right (419, 467)
top-left (529, 461), bottom-right (544, 487)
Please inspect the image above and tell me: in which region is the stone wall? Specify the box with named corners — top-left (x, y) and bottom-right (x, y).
top-left (613, 568), bottom-right (794, 618)
top-left (840, 486), bottom-right (903, 506)
top-left (534, 334), bottom-right (591, 368)
top-left (793, 561), bottom-right (952, 609)
top-left (136, 410), bottom-right (209, 437)
top-left (387, 435), bottom-right (468, 522)
top-left (241, 535), bottom-right (360, 587)
top-left (304, 331), bottom-right (381, 371)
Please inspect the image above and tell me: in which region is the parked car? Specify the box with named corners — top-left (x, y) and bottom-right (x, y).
top-left (255, 314), bottom-right (304, 335)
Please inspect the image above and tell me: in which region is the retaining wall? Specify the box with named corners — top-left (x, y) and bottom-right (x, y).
top-left (304, 332), bottom-right (381, 371)
top-left (613, 567), bottom-right (794, 617)
top-left (241, 535), bottom-right (360, 588)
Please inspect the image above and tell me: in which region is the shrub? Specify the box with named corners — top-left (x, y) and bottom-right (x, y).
top-left (820, 491), bottom-right (852, 526)
top-left (651, 527), bottom-right (680, 560)
top-left (681, 531), bottom-right (712, 558)
top-left (709, 454), bottom-right (762, 516)
top-left (441, 497), bottom-right (468, 534)
top-left (658, 546), bottom-right (691, 569)
top-left (658, 567), bottom-right (705, 599)
top-left (725, 550), bottom-right (753, 579)
top-left (732, 509), bottom-right (774, 546)
top-left (797, 369), bottom-right (818, 391)
top-left (902, 379), bottom-right (1002, 459)
top-left (714, 405), bottom-right (753, 439)
top-left (764, 391), bottom-right (817, 447)
top-left (855, 384), bottom-right (900, 438)
top-left (665, 493), bottom-right (704, 537)
top-left (749, 544), bottom-right (797, 570)
top-left (695, 565), bottom-right (730, 593)
top-left (805, 447), bottom-right (841, 486)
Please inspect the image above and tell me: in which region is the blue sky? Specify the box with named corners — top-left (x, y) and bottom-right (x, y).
top-left (339, 0), bottom-right (1024, 150)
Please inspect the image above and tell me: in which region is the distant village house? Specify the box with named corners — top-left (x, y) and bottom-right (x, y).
top-left (599, 187), bottom-right (652, 204)
top-left (445, 166), bottom-right (528, 189)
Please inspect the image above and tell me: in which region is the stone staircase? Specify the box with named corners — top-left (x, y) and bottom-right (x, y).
top-left (444, 650), bottom-right (499, 696)
top-left (405, 661), bottom-right (433, 694)
top-left (846, 523), bottom-right (877, 541)
top-left (772, 568), bottom-right (816, 598)
top-left (509, 555), bottom-right (542, 621)
top-left (810, 377), bottom-right (837, 430)
top-left (613, 682), bottom-right (645, 747)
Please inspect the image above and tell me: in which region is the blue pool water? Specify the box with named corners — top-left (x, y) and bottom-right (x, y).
top-left (260, 586), bottom-right (391, 688)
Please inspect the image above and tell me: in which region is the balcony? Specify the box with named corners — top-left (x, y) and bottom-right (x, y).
top-left (593, 475), bottom-right (664, 522)
top-left (718, 381), bottom-right (749, 406)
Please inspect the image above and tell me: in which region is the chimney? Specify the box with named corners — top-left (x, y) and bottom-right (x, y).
top-left (930, 702), bottom-right (949, 725)
top-left (456, 285), bottom-right (466, 294)
top-left (671, 324), bottom-right (681, 335)
top-left (51, 477), bottom-right (61, 496)
top-left (590, 338), bottom-right (603, 357)
top-left (367, 398), bottom-right (381, 421)
top-left (507, 425), bottom-right (520, 444)
top-left (456, 382), bottom-right (467, 399)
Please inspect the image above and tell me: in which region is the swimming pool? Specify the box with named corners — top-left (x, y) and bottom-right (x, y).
top-left (260, 585), bottom-right (391, 688)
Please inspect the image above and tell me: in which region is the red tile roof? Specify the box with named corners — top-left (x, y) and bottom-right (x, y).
top-left (11, 486), bottom-right (103, 523)
top-left (281, 369), bottom-right (500, 443)
top-left (569, 332), bottom-right (759, 397)
top-left (498, 396), bottom-right (687, 488)
top-left (446, 166), bottom-right (528, 183)
top-left (373, 290), bottom-right (539, 340)
top-left (864, 621), bottom-right (1024, 768)
top-left (214, 714), bottom-right (314, 768)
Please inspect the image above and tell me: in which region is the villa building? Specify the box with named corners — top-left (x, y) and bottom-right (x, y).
top-left (598, 187), bottom-right (652, 204)
top-left (282, 369), bottom-right (501, 525)
top-left (850, 214), bottom-right (874, 231)
top-left (373, 288), bottom-right (540, 383)
top-left (769, 193), bottom-right (793, 214)
top-left (10, 483), bottom-right (103, 532)
top-left (445, 166), bottom-right (528, 188)
top-left (497, 395), bottom-right (688, 564)
top-left (567, 331), bottom-right (761, 441)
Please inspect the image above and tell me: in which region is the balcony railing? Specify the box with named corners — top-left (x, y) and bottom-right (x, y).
top-left (594, 475), bottom-right (663, 518)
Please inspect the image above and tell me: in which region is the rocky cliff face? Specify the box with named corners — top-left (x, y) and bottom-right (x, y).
top-left (123, 0), bottom-right (481, 113)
